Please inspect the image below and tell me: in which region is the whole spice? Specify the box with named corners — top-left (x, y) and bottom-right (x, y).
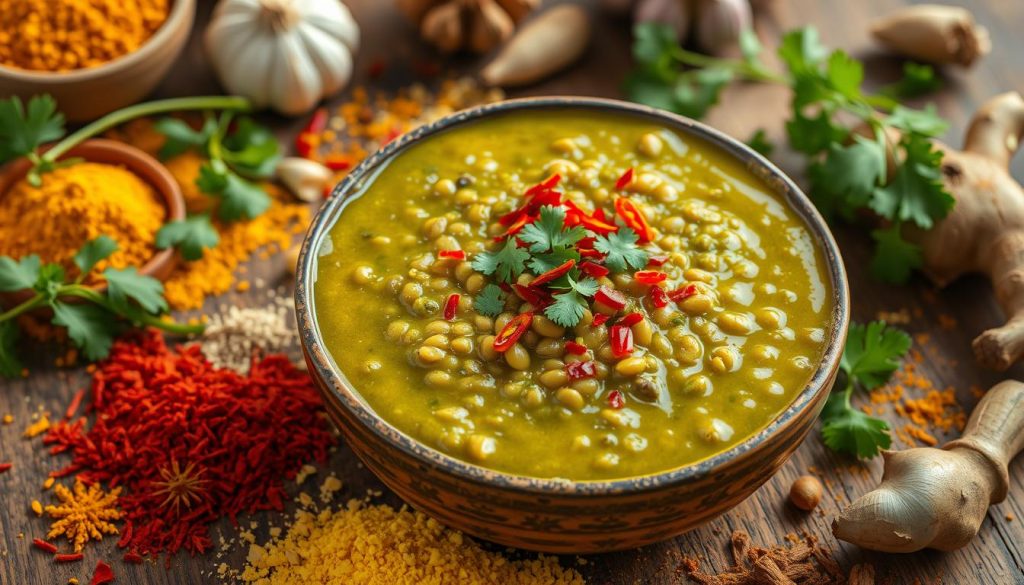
top-left (870, 4), bottom-right (990, 67)
top-left (789, 475), bottom-right (823, 511)
top-left (398, 0), bottom-right (539, 54)
top-left (32, 538), bottom-right (58, 554)
top-left (45, 481), bottom-right (122, 552)
top-left (197, 298), bottom-right (298, 375)
top-left (0, 0), bottom-right (169, 71)
top-left (480, 4), bottom-right (592, 87)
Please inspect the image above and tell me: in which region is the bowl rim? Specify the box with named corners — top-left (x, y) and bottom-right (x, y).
top-left (0, 0), bottom-right (195, 81)
top-left (296, 96), bottom-right (850, 496)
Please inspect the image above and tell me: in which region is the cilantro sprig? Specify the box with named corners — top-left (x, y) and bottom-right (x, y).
top-left (594, 227), bottom-right (649, 273)
top-left (0, 236), bottom-right (204, 377)
top-left (820, 321), bottom-right (911, 458)
top-left (626, 23), bottom-right (953, 283)
top-left (545, 275), bottom-right (600, 327)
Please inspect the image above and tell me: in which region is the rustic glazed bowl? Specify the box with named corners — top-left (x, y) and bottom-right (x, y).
top-left (0, 139), bottom-right (185, 304)
top-left (296, 97), bottom-right (850, 554)
top-left (0, 0), bottom-right (195, 122)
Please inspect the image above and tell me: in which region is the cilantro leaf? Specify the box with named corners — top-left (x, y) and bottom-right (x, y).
top-left (825, 51), bottom-right (864, 101)
top-left (820, 393), bottom-right (892, 458)
top-left (739, 28), bottom-right (763, 66)
top-left (594, 227), bottom-right (648, 273)
top-left (473, 284), bottom-right (506, 317)
top-left (0, 254), bottom-right (41, 291)
top-left (809, 137), bottom-right (885, 220)
top-left (519, 206), bottom-right (585, 253)
top-left (785, 109), bottom-right (847, 156)
top-left (881, 62), bottom-right (942, 99)
top-left (841, 320), bottom-right (912, 389)
top-left (33, 263), bottom-right (66, 301)
top-left (471, 240), bottom-right (529, 284)
top-left (103, 267), bottom-right (168, 315)
top-left (624, 70), bottom-right (682, 113)
top-left (156, 214), bottom-right (220, 261)
top-left (73, 235), bottom-right (117, 279)
top-left (746, 129), bottom-right (774, 156)
top-left (870, 225), bottom-right (922, 284)
top-left (528, 248), bottom-right (580, 275)
top-left (154, 117), bottom-right (217, 160)
top-left (51, 302), bottom-right (117, 361)
top-left (0, 95), bottom-right (65, 165)
top-left (778, 27), bottom-right (827, 77)
top-left (0, 320), bottom-right (23, 378)
top-left (221, 117), bottom-right (281, 179)
top-left (197, 163), bottom-right (271, 222)
top-left (885, 104), bottom-right (948, 137)
top-left (870, 134), bottom-right (954, 230)
top-left (672, 67), bottom-right (734, 120)
top-left (545, 291), bottom-right (588, 328)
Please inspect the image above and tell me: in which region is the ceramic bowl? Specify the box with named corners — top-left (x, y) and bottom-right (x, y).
top-left (0, 139), bottom-right (185, 304)
top-left (295, 97), bottom-right (850, 554)
top-left (0, 0), bottom-right (196, 122)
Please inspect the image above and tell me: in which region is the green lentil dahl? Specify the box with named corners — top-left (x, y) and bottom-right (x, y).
top-left (314, 110), bottom-right (831, 480)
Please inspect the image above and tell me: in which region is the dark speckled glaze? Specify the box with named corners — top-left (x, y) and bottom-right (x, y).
top-left (295, 97), bottom-right (850, 553)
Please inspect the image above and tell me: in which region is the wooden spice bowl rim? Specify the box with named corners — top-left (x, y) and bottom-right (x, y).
top-left (296, 96), bottom-right (851, 497)
top-left (0, 0), bottom-right (196, 82)
top-left (0, 138), bottom-right (185, 302)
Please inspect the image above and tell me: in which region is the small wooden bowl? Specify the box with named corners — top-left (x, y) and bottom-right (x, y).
top-left (296, 97), bottom-right (851, 554)
top-left (0, 0), bottom-right (196, 122)
top-left (0, 139), bottom-right (185, 304)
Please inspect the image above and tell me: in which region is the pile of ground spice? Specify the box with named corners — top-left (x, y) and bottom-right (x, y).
top-left (0, 0), bottom-right (169, 71)
top-left (197, 296), bottom-right (298, 375)
top-left (0, 162), bottom-right (165, 286)
top-left (41, 330), bottom-right (333, 558)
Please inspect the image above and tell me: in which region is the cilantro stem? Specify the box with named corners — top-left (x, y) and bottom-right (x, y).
top-left (666, 46), bottom-right (785, 84)
top-left (0, 294), bottom-right (46, 323)
top-left (44, 96), bottom-right (252, 163)
top-left (60, 286), bottom-right (205, 335)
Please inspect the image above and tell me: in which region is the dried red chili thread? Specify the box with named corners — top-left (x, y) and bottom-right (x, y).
top-left (90, 560), bottom-right (115, 585)
top-left (43, 330), bottom-right (332, 559)
top-left (0, 462), bottom-right (11, 473)
top-left (32, 538), bottom-right (58, 554)
top-left (123, 551), bottom-right (143, 564)
top-left (55, 553), bottom-right (84, 563)
top-left (64, 388), bottom-right (86, 420)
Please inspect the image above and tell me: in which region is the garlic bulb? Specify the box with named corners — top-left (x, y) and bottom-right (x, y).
top-left (276, 157), bottom-right (334, 202)
top-left (205, 0), bottom-right (360, 116)
top-left (693, 0), bottom-right (751, 55)
top-left (634, 0), bottom-right (691, 42)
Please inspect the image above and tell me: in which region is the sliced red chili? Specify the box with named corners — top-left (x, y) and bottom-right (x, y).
top-left (592, 313), bottom-right (611, 326)
top-left (295, 132), bottom-right (317, 158)
top-left (566, 360), bottom-right (597, 380)
top-left (579, 261), bottom-right (609, 278)
top-left (55, 553), bottom-right (84, 563)
top-left (618, 312), bottom-right (644, 327)
top-left (525, 173), bottom-right (561, 197)
top-left (493, 312), bottom-right (533, 352)
top-left (0, 462), bottom-right (11, 473)
top-left (565, 341), bottom-right (588, 355)
top-left (438, 249), bottom-right (466, 260)
top-left (615, 168), bottom-right (634, 190)
top-left (594, 208), bottom-right (609, 222)
top-left (499, 178), bottom-right (563, 226)
top-left (608, 390), bottom-right (625, 409)
top-left (495, 213), bottom-right (533, 240)
top-left (303, 107), bottom-right (329, 135)
top-left (443, 294), bottom-right (460, 321)
top-left (32, 538), bottom-right (57, 554)
top-left (530, 259), bottom-right (576, 288)
top-left (610, 325), bottom-right (634, 358)
top-left (594, 286), bottom-right (626, 311)
top-left (668, 284), bottom-right (698, 302)
top-left (512, 284), bottom-right (552, 308)
top-left (615, 198), bottom-right (654, 243)
top-left (648, 286), bottom-right (669, 309)
top-left (323, 154), bottom-right (352, 171)
top-left (634, 270), bottom-right (667, 285)
top-left (564, 200), bottom-right (618, 234)
top-left (579, 248), bottom-right (605, 259)
top-left (647, 254), bottom-right (669, 267)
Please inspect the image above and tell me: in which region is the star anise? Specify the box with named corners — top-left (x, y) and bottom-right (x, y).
top-left (45, 481), bottom-right (122, 552)
top-left (151, 461), bottom-right (210, 514)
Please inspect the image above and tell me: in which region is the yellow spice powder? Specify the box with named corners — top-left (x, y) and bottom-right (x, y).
top-left (0, 0), bottom-right (169, 71)
top-left (0, 163), bottom-right (165, 286)
top-left (240, 500), bottom-right (585, 585)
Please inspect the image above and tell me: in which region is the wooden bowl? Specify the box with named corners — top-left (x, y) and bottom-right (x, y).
top-left (295, 97), bottom-right (851, 554)
top-left (0, 0), bottom-right (195, 122)
top-left (0, 139), bottom-right (185, 304)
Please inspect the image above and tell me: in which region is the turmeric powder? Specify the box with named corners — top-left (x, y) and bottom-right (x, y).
top-left (0, 163), bottom-right (165, 286)
top-left (0, 0), bottom-right (169, 71)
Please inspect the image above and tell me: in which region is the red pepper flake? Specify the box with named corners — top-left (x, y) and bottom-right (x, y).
top-left (563, 200), bottom-right (618, 234)
top-left (64, 388), bottom-right (86, 420)
top-left (634, 270), bottom-right (667, 285)
top-left (594, 286), bottom-right (627, 311)
top-left (444, 294), bottom-right (460, 321)
top-left (55, 553), bottom-right (84, 563)
top-left (0, 462), bottom-right (11, 473)
top-left (668, 284), bottom-right (699, 302)
top-left (529, 259), bottom-right (576, 288)
top-left (565, 341), bottom-right (588, 355)
top-left (438, 249), bottom-right (466, 260)
top-left (323, 154), bottom-right (352, 172)
top-left (615, 168), bottom-right (634, 190)
top-left (494, 213), bottom-right (533, 240)
top-left (592, 313), bottom-right (611, 326)
top-left (615, 198), bottom-right (654, 243)
top-left (32, 538), bottom-right (57, 554)
top-left (579, 261), bottom-right (609, 278)
top-left (647, 254), bottom-right (669, 267)
top-left (566, 361), bottom-right (597, 380)
top-left (90, 560), bottom-right (115, 585)
top-left (493, 313), bottom-right (533, 353)
top-left (303, 107), bottom-right (329, 135)
top-left (295, 132), bottom-right (317, 159)
top-left (610, 325), bottom-right (634, 358)
top-left (608, 390), bottom-right (626, 409)
top-left (618, 313), bottom-right (644, 327)
top-left (648, 286), bottom-right (669, 309)
top-left (525, 173), bottom-right (561, 196)
top-left (512, 284), bottom-right (551, 308)
top-left (122, 551), bottom-right (143, 564)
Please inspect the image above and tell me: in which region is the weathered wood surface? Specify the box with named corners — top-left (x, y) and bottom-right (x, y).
top-left (2, 0), bottom-right (1023, 583)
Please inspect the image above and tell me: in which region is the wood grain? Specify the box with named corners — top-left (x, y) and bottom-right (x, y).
top-left (2, 0), bottom-right (1023, 583)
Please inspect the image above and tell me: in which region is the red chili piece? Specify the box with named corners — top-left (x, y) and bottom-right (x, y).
top-left (579, 261), bottom-right (609, 278)
top-left (323, 155), bottom-right (352, 172)
top-left (668, 284), bottom-right (699, 302)
top-left (634, 270), bottom-right (667, 285)
top-left (592, 314), bottom-right (611, 326)
top-left (563, 200), bottom-right (618, 234)
top-left (495, 213), bottom-right (533, 239)
top-left (90, 560), bottom-right (115, 585)
top-left (615, 168), bottom-right (634, 190)
top-left (499, 176), bottom-right (562, 226)
top-left (566, 361), bottom-right (597, 381)
top-left (444, 294), bottom-right (460, 321)
top-left (618, 313), bottom-right (644, 327)
top-left (529, 259), bottom-right (575, 288)
top-left (123, 551), bottom-right (143, 564)
top-left (55, 553), bottom-right (84, 563)
top-left (303, 107), bottom-right (329, 135)
top-left (438, 249), bottom-right (466, 260)
top-left (615, 198), bottom-right (654, 243)
top-left (610, 325), bottom-right (634, 358)
top-left (565, 341), bottom-right (588, 355)
top-left (295, 133), bottom-right (317, 159)
top-left (594, 286), bottom-right (627, 311)
top-left (0, 462), bottom-right (11, 473)
top-left (32, 538), bottom-right (57, 554)
top-left (525, 173), bottom-right (561, 196)
top-left (648, 286), bottom-right (669, 309)
top-left (493, 313), bottom-right (533, 353)
top-left (608, 390), bottom-right (625, 409)
top-left (64, 388), bottom-right (86, 420)
top-left (647, 254), bottom-right (669, 267)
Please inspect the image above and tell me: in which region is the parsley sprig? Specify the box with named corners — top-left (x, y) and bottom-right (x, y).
top-left (626, 23), bottom-right (954, 283)
top-left (0, 236), bottom-right (203, 377)
top-left (820, 321), bottom-right (911, 458)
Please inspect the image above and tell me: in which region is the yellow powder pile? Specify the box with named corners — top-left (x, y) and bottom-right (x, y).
top-left (0, 163), bottom-right (164, 286)
top-left (0, 0), bottom-right (169, 71)
top-left (239, 500), bottom-right (585, 585)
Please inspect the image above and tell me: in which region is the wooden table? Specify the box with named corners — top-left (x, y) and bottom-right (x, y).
top-left (2, 1), bottom-right (1023, 583)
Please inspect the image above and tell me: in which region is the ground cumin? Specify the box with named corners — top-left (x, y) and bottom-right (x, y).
top-left (0, 0), bottom-right (169, 71)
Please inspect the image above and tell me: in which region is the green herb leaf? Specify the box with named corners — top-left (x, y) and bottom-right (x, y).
top-left (51, 302), bottom-right (117, 361)
top-left (545, 290), bottom-right (588, 328)
top-left (103, 267), bottom-right (168, 315)
top-left (778, 27), bottom-right (827, 77)
top-left (0, 320), bottom-right (22, 378)
top-left (869, 225), bottom-right (923, 284)
top-left (738, 28), bottom-right (763, 66)
top-left (73, 235), bottom-right (118, 279)
top-left (154, 117), bottom-right (217, 160)
top-left (809, 137), bottom-right (885, 219)
top-left (473, 284), bottom-right (506, 317)
top-left (632, 22), bottom-right (678, 71)
top-left (870, 134), bottom-right (954, 230)
top-left (0, 254), bottom-right (41, 292)
top-left (746, 129), bottom-right (774, 156)
top-left (471, 239), bottom-right (530, 284)
top-left (528, 248), bottom-right (581, 275)
top-left (820, 393), bottom-right (892, 458)
top-left (841, 320), bottom-right (912, 389)
top-left (156, 214), bottom-right (220, 261)
top-left (33, 263), bottom-right (66, 301)
top-left (785, 110), bottom-right (846, 156)
top-left (221, 117), bottom-right (281, 179)
top-left (594, 227), bottom-right (648, 273)
top-left (197, 163), bottom-right (272, 222)
top-left (885, 104), bottom-right (948, 137)
top-left (881, 62), bottom-right (942, 99)
top-left (0, 95), bottom-right (65, 165)
top-left (519, 206), bottom-right (585, 253)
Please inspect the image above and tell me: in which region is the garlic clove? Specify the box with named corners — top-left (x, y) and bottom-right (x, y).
top-left (470, 0), bottom-right (516, 54)
top-left (480, 4), bottom-right (591, 88)
top-left (277, 157), bottom-right (334, 203)
top-left (634, 0), bottom-right (692, 42)
top-left (870, 5), bottom-right (990, 67)
top-left (693, 0), bottom-right (751, 56)
top-left (421, 2), bottom-right (465, 54)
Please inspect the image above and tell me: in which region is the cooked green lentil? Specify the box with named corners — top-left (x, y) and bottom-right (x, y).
top-left (315, 110), bottom-right (831, 480)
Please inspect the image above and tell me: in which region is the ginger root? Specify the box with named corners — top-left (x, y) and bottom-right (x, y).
top-left (397, 0), bottom-right (539, 54)
top-left (480, 4), bottom-right (591, 88)
top-left (833, 380), bottom-right (1024, 552)
top-left (870, 4), bottom-right (990, 67)
top-left (906, 92), bottom-right (1024, 370)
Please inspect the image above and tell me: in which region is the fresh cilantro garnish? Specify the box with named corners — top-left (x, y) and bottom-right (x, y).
top-left (73, 235), bottom-right (118, 280)
top-left (51, 302), bottom-right (116, 361)
top-left (519, 206), bottom-right (585, 253)
top-left (155, 214), bottom-right (221, 261)
top-left (746, 129), bottom-right (774, 156)
top-left (820, 321), bottom-right (911, 458)
top-left (103, 267), bottom-right (168, 315)
top-left (0, 255), bottom-right (42, 291)
top-left (594, 227), bottom-right (648, 273)
top-left (196, 161), bottom-right (271, 222)
top-left (154, 117), bottom-right (218, 160)
top-left (528, 248), bottom-right (581, 275)
top-left (0, 96), bottom-right (65, 171)
top-left (869, 133), bottom-right (953, 231)
top-left (473, 284), bottom-right (506, 317)
top-left (544, 276), bottom-right (599, 327)
top-left (869, 225), bottom-right (923, 283)
top-left (880, 62), bottom-right (942, 99)
top-left (471, 239), bottom-right (529, 284)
